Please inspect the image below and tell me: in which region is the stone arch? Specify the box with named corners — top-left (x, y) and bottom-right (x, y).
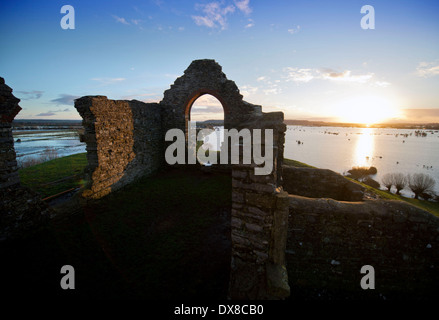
top-left (160, 60), bottom-right (289, 299)
top-left (185, 89), bottom-right (227, 137)
top-left (160, 59), bottom-right (262, 137)
top-left (73, 59), bottom-right (289, 299)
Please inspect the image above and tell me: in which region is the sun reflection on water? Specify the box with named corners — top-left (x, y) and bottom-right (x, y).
top-left (354, 128), bottom-right (375, 167)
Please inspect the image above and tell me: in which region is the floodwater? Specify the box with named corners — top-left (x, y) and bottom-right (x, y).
top-left (284, 126), bottom-right (439, 196)
top-left (203, 125), bottom-right (439, 197)
top-left (13, 130), bottom-right (86, 165)
top-left (13, 125), bottom-right (439, 197)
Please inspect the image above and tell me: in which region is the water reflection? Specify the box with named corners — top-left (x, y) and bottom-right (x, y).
top-left (354, 128), bottom-right (374, 167)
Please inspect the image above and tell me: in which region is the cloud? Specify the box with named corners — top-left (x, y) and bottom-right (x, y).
top-left (263, 87), bottom-right (282, 95)
top-left (17, 90), bottom-right (44, 100)
top-left (284, 68), bottom-right (314, 83)
top-left (191, 105), bottom-right (224, 113)
top-left (50, 94), bottom-right (80, 106)
top-left (192, 2), bottom-right (235, 29)
top-left (36, 107), bottom-right (71, 117)
top-left (283, 67), bottom-right (374, 83)
top-left (401, 108), bottom-right (439, 122)
top-left (374, 81), bottom-right (391, 87)
top-left (256, 76), bottom-right (266, 82)
top-left (192, 94), bottom-right (223, 107)
top-left (245, 18), bottom-right (254, 28)
top-left (191, 95), bottom-right (224, 119)
top-left (131, 19), bottom-right (142, 25)
top-left (36, 112), bottom-right (56, 117)
top-left (416, 61), bottom-right (439, 77)
top-left (240, 85), bottom-right (258, 97)
top-left (319, 68), bottom-right (374, 83)
top-left (91, 77), bottom-right (126, 85)
top-left (121, 93), bottom-right (160, 102)
top-left (287, 25), bottom-right (301, 34)
top-left (234, 0), bottom-right (252, 15)
top-left (112, 15), bottom-right (130, 25)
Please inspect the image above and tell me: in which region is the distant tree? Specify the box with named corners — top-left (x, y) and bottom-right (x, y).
top-left (368, 166), bottom-right (377, 175)
top-left (346, 166), bottom-right (377, 182)
top-left (420, 192), bottom-right (434, 201)
top-left (363, 177), bottom-right (380, 189)
top-left (381, 173), bottom-right (393, 191)
top-left (392, 173), bottom-right (407, 195)
top-left (407, 173), bottom-right (435, 199)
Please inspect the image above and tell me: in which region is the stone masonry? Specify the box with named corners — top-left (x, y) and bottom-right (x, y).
top-left (75, 97), bottom-right (162, 199)
top-left (3, 59), bottom-right (438, 300)
top-left (74, 60), bottom-right (290, 299)
top-left (0, 77), bottom-right (51, 240)
top-left (286, 194), bottom-right (439, 298)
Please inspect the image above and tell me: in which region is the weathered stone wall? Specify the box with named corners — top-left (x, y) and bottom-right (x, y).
top-left (3, 60), bottom-right (290, 298)
top-left (75, 96), bottom-right (163, 199)
top-left (160, 59), bottom-right (263, 160)
top-left (0, 77), bottom-right (50, 241)
top-left (282, 165), bottom-right (365, 201)
top-left (286, 195), bottom-right (439, 298)
top-left (228, 112), bottom-right (289, 299)
top-left (0, 77), bottom-right (21, 190)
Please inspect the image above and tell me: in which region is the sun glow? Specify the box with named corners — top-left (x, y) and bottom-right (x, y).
top-left (332, 95), bottom-right (400, 125)
top-left (354, 128), bottom-right (375, 167)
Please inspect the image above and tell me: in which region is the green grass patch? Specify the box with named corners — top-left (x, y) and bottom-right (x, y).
top-left (284, 158), bottom-right (316, 168)
top-left (18, 152), bottom-right (88, 198)
top-left (346, 175), bottom-right (439, 217)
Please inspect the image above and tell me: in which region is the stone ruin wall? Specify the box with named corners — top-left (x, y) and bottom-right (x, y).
top-left (0, 77), bottom-right (21, 190)
top-left (74, 60), bottom-right (290, 299)
top-left (0, 77), bottom-right (50, 240)
top-left (75, 96), bottom-right (163, 199)
top-left (284, 167), bottom-right (439, 298)
top-left (227, 113), bottom-right (289, 299)
top-left (2, 59), bottom-right (439, 299)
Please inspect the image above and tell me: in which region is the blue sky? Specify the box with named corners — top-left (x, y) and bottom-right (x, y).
top-left (1, 0), bottom-right (438, 123)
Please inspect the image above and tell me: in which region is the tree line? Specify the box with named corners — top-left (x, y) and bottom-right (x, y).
top-left (345, 166), bottom-right (437, 201)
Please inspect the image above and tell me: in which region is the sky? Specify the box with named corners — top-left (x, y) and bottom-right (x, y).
top-left (1, 0), bottom-right (439, 124)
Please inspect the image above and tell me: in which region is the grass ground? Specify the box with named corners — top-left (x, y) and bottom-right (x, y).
top-left (4, 164), bottom-right (232, 300)
top-left (18, 153), bottom-right (88, 199)
top-left (7, 154), bottom-right (438, 300)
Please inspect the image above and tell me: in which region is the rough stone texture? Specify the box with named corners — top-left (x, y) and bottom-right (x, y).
top-left (0, 77), bottom-right (51, 241)
top-left (282, 165), bottom-right (365, 201)
top-left (161, 59), bottom-right (262, 132)
top-left (73, 60), bottom-right (289, 299)
top-left (0, 77), bottom-right (21, 190)
top-left (160, 59), bottom-right (263, 164)
top-left (0, 185), bottom-right (51, 241)
top-left (227, 111), bottom-right (289, 299)
top-left (75, 96), bottom-right (163, 199)
top-left (286, 194), bottom-right (439, 298)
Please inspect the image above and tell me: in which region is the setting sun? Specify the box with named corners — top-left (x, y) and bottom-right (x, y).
top-left (332, 95), bottom-right (400, 125)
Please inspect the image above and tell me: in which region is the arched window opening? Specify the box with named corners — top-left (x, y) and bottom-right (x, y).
top-left (189, 94), bottom-right (224, 165)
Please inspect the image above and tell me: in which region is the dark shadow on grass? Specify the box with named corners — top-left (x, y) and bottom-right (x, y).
top-left (1, 167), bottom-right (232, 300)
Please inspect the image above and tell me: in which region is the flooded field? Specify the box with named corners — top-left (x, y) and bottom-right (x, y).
top-left (13, 129), bottom-right (86, 167)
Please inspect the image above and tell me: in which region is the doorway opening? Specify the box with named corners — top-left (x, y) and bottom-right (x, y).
top-left (189, 93), bottom-right (225, 166)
